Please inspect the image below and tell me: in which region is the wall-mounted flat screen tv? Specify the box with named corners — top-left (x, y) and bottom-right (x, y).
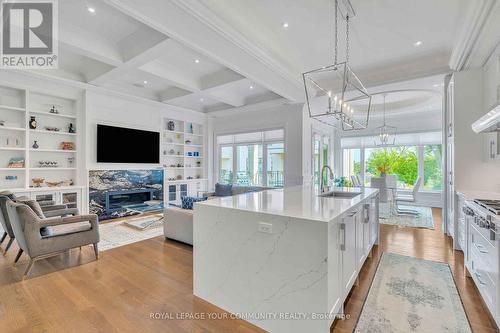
top-left (97, 124), bottom-right (160, 163)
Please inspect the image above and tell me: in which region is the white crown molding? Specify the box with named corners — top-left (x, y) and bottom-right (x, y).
top-left (449, 0), bottom-right (496, 70)
top-left (206, 98), bottom-right (291, 118)
top-left (6, 70), bottom-right (207, 119)
top-left (170, 0), bottom-right (303, 93)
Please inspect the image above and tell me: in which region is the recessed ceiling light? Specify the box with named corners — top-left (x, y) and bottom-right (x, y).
top-left (194, 59), bottom-right (200, 64)
top-left (282, 22), bottom-right (289, 29)
top-left (143, 80), bottom-right (148, 85)
top-left (249, 85), bottom-right (254, 90)
top-left (433, 84), bottom-right (439, 88)
top-left (414, 41), bottom-right (422, 47)
top-left (87, 7), bottom-right (96, 14)
top-left (200, 98), bottom-right (204, 102)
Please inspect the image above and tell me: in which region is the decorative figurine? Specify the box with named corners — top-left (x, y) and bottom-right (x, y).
top-left (29, 116), bottom-right (37, 129)
top-left (32, 140), bottom-right (39, 149)
top-left (32, 178), bottom-right (44, 188)
top-left (50, 105), bottom-right (59, 114)
top-left (68, 123), bottom-right (76, 133)
top-left (167, 120), bottom-right (175, 131)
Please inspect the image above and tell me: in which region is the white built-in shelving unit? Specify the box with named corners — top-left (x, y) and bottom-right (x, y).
top-left (0, 84), bottom-right (80, 191)
top-left (161, 118), bottom-right (207, 205)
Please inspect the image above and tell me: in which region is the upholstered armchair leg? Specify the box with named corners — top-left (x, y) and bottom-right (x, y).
top-left (4, 237), bottom-right (14, 254)
top-left (0, 232), bottom-right (7, 245)
top-left (14, 249), bottom-right (23, 265)
top-left (23, 258), bottom-right (36, 278)
top-left (93, 243), bottom-right (99, 259)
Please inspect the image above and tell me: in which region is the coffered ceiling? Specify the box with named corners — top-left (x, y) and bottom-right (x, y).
top-left (14, 0), bottom-right (500, 117)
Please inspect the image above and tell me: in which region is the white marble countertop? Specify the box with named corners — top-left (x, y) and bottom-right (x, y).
top-left (456, 189), bottom-right (500, 201)
top-left (197, 185), bottom-right (379, 222)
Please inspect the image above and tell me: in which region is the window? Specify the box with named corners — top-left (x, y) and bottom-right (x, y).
top-left (341, 143), bottom-right (443, 192)
top-left (365, 146), bottom-right (418, 189)
top-left (219, 146), bottom-right (233, 184)
top-left (342, 148), bottom-right (361, 181)
top-left (236, 144), bottom-right (263, 186)
top-left (216, 129), bottom-right (284, 187)
top-left (313, 134), bottom-right (321, 186)
top-left (312, 133), bottom-right (333, 187)
top-left (266, 143), bottom-right (284, 187)
top-left (423, 145), bottom-right (443, 190)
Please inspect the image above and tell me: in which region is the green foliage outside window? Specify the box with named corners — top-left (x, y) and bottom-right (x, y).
top-left (366, 147), bottom-right (418, 188)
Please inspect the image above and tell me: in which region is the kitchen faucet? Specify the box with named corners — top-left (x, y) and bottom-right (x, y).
top-left (320, 165), bottom-right (335, 194)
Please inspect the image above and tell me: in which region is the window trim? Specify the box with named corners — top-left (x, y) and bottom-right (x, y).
top-left (215, 128), bottom-right (285, 187)
top-left (341, 144), bottom-right (443, 192)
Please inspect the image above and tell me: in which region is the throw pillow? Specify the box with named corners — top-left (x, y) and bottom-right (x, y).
top-left (181, 196), bottom-right (208, 210)
top-left (18, 199), bottom-right (46, 219)
top-left (0, 190), bottom-right (16, 201)
top-left (215, 183), bottom-right (232, 197)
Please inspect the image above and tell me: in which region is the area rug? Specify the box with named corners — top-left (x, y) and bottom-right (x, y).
top-left (354, 253), bottom-right (472, 333)
top-left (98, 215), bottom-right (164, 251)
top-left (379, 203), bottom-right (434, 229)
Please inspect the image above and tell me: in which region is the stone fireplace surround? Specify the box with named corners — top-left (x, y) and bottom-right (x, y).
top-left (89, 169), bottom-right (164, 221)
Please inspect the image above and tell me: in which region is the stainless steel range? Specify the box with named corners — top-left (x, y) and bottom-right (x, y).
top-left (474, 199), bottom-right (500, 215)
top-left (465, 199), bottom-right (500, 241)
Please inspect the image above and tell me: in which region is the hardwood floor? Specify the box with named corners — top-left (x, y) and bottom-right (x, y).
top-left (332, 208), bottom-right (498, 333)
top-left (0, 208), bottom-right (497, 332)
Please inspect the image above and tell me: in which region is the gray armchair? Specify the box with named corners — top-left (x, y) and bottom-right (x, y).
top-left (6, 200), bottom-right (100, 278)
top-left (0, 195), bottom-right (79, 254)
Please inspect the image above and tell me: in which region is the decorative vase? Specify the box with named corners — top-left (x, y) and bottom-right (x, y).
top-left (29, 116), bottom-right (37, 129)
top-left (32, 140), bottom-right (39, 149)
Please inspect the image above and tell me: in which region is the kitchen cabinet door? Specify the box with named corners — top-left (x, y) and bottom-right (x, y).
top-left (370, 196), bottom-right (379, 246)
top-left (327, 221), bottom-right (341, 315)
top-left (341, 209), bottom-right (358, 297)
top-left (356, 207), bottom-right (365, 269)
top-left (362, 203), bottom-right (371, 258)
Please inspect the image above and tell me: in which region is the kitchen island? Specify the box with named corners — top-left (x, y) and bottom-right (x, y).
top-left (193, 185), bottom-right (379, 333)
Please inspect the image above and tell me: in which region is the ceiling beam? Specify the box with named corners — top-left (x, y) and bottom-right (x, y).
top-left (58, 22), bottom-right (124, 67)
top-left (104, 0), bottom-right (303, 101)
top-left (89, 39), bottom-right (171, 85)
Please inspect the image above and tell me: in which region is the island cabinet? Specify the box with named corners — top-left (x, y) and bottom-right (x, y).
top-left (343, 207), bottom-right (361, 295)
top-left (193, 186), bottom-right (379, 333)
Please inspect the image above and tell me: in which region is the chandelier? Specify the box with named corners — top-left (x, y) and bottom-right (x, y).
top-left (302, 0), bottom-right (371, 130)
top-left (374, 93), bottom-right (397, 146)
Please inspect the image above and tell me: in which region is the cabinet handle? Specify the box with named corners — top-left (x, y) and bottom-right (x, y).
top-left (490, 140), bottom-right (496, 159)
top-left (363, 204), bottom-right (370, 223)
top-left (340, 223), bottom-right (346, 251)
top-left (474, 272), bottom-right (486, 285)
top-left (347, 211), bottom-right (357, 217)
top-left (474, 243), bottom-right (488, 254)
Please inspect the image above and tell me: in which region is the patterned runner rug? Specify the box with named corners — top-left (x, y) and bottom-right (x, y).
top-left (379, 203), bottom-right (434, 229)
top-left (354, 253), bottom-right (471, 333)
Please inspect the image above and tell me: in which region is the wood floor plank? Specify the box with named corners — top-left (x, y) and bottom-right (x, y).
top-left (0, 209), bottom-right (496, 332)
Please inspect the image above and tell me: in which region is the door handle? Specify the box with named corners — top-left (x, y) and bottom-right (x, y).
top-left (490, 140), bottom-right (496, 159)
top-left (340, 223), bottom-right (346, 251)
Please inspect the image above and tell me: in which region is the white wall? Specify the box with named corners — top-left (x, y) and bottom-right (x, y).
top-left (209, 103), bottom-right (304, 188)
top-left (454, 69), bottom-right (500, 193)
top-left (85, 91), bottom-right (207, 170)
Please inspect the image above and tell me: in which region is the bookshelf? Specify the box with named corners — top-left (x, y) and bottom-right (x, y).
top-left (0, 85), bottom-right (79, 190)
top-left (161, 117), bottom-right (207, 205)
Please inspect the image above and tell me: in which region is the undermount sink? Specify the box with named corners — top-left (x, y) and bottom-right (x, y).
top-left (319, 191), bottom-right (360, 198)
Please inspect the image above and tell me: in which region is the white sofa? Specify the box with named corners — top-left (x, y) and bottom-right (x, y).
top-left (163, 185), bottom-right (273, 245)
